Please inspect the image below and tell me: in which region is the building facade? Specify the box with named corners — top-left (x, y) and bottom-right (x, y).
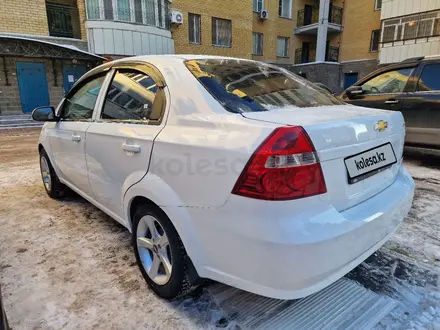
top-left (170, 0), bottom-right (253, 59)
top-left (380, 0), bottom-right (440, 64)
top-left (0, 0), bottom-right (176, 115)
top-left (3, 0), bottom-right (440, 116)
top-left (167, 0), bottom-right (384, 92)
top-left (0, 0), bottom-right (103, 116)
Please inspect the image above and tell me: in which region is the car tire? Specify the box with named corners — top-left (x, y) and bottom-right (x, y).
top-left (39, 148), bottom-right (66, 199)
top-left (132, 204), bottom-right (195, 300)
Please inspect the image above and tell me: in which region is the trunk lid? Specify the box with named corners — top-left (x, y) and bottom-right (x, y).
top-left (241, 105), bottom-right (406, 211)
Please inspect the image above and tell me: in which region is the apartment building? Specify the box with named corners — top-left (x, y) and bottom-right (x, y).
top-left (380, 0), bottom-right (440, 64)
top-left (0, 0), bottom-right (176, 115)
top-left (0, 0), bottom-right (104, 115)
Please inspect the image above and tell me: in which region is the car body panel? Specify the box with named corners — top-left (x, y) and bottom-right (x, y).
top-left (48, 121), bottom-right (93, 195)
top-left (161, 165), bottom-right (414, 299)
top-left (85, 122), bottom-right (164, 219)
top-left (241, 106), bottom-right (405, 211)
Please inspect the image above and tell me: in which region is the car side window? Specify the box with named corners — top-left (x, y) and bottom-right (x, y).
top-left (417, 64), bottom-right (440, 92)
top-left (62, 75), bottom-right (106, 121)
top-left (100, 70), bottom-right (164, 123)
top-left (361, 68), bottom-right (413, 95)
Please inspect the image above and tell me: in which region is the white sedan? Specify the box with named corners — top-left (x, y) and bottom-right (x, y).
top-left (32, 55), bottom-right (415, 300)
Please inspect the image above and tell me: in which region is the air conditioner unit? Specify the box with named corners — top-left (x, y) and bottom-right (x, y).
top-left (260, 9), bottom-right (268, 20)
top-left (170, 10), bottom-right (183, 24)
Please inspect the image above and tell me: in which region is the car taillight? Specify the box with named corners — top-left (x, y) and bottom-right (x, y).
top-left (232, 126), bottom-right (327, 201)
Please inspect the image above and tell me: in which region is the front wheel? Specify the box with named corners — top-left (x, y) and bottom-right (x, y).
top-left (39, 149), bottom-right (65, 199)
top-left (132, 205), bottom-right (195, 299)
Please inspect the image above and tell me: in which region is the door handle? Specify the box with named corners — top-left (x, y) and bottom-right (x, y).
top-left (122, 143), bottom-right (141, 153)
top-left (385, 100), bottom-right (400, 104)
top-left (72, 134), bottom-right (81, 142)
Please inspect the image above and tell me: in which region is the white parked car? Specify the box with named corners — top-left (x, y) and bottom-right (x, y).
top-left (33, 56), bottom-right (415, 300)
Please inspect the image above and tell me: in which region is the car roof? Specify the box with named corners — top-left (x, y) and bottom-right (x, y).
top-left (113, 54), bottom-right (257, 65)
top-left (76, 55), bottom-right (272, 88)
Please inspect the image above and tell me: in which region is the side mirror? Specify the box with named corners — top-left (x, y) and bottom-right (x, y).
top-left (346, 86), bottom-right (364, 99)
top-left (32, 106), bottom-right (57, 122)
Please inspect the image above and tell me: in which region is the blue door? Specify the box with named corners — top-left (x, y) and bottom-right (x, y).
top-left (344, 72), bottom-right (359, 90)
top-left (63, 65), bottom-right (87, 94)
top-left (16, 62), bottom-right (50, 114)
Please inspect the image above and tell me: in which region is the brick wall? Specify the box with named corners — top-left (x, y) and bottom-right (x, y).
top-left (339, 0), bottom-right (381, 61)
top-left (0, 0), bottom-right (87, 41)
top-left (77, 0), bottom-right (88, 40)
top-left (0, 57), bottom-right (89, 115)
top-left (171, 0), bottom-right (253, 59)
top-left (0, 0), bottom-right (49, 36)
top-left (252, 0), bottom-right (296, 64)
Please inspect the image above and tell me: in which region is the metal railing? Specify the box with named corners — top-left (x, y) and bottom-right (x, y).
top-left (329, 6), bottom-right (343, 25)
top-left (327, 46), bottom-right (339, 61)
top-left (297, 5), bottom-right (343, 28)
top-left (294, 46), bottom-right (339, 64)
top-left (46, 3), bottom-right (80, 38)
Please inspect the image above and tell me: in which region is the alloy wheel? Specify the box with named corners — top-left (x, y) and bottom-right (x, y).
top-left (40, 156), bottom-right (51, 192)
top-left (136, 215), bottom-right (173, 285)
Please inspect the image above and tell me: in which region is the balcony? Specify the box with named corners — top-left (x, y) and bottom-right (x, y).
top-left (46, 2), bottom-right (81, 39)
top-left (84, 0), bottom-right (174, 56)
top-left (295, 5), bottom-right (343, 35)
top-left (295, 45), bottom-right (339, 64)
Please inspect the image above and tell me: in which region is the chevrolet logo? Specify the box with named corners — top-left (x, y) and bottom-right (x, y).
top-left (375, 120), bottom-right (388, 132)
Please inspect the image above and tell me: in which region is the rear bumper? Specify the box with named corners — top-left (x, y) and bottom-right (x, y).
top-left (166, 166), bottom-right (414, 299)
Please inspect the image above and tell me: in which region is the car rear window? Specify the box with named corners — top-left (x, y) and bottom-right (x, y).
top-left (185, 59), bottom-right (343, 113)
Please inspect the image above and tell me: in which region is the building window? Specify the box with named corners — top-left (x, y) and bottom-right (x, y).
top-left (370, 29), bottom-right (380, 52)
top-left (279, 0), bottom-right (292, 19)
top-left (252, 32), bottom-right (263, 55)
top-left (253, 0), bottom-right (263, 12)
top-left (276, 37), bottom-right (289, 57)
top-left (103, 0), bottom-right (114, 20)
top-left (189, 13), bottom-right (201, 44)
top-left (85, 0), bottom-right (168, 28)
top-left (117, 0), bottom-right (131, 21)
top-left (212, 18), bottom-right (232, 47)
top-left (375, 0), bottom-right (382, 10)
top-left (145, 0), bottom-right (156, 25)
top-left (382, 10), bottom-right (440, 43)
top-left (134, 0), bottom-right (143, 23)
top-left (46, 3), bottom-right (77, 38)
top-left (86, 0), bottom-right (100, 19)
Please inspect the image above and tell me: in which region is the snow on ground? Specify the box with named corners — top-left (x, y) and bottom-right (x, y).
top-left (0, 129), bottom-right (439, 329)
top-left (354, 155), bottom-right (440, 330)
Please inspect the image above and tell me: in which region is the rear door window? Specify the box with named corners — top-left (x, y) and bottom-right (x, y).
top-left (361, 68), bottom-right (413, 95)
top-left (417, 64), bottom-right (440, 91)
top-left (100, 70), bottom-right (164, 124)
top-left (185, 59), bottom-right (342, 113)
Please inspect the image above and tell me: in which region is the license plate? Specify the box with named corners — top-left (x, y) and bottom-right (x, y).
top-left (344, 143), bottom-right (397, 183)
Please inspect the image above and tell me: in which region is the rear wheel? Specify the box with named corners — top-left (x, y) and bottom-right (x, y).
top-left (132, 204), bottom-right (195, 299)
top-left (39, 149), bottom-right (65, 199)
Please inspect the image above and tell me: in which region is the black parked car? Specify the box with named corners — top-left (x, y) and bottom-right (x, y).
top-left (340, 56), bottom-right (440, 150)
